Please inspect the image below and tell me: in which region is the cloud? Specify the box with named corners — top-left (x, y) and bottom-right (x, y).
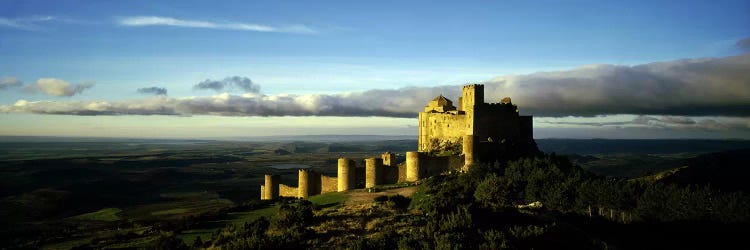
top-left (0, 77), bottom-right (23, 89)
top-left (2, 54), bottom-right (749, 118)
top-left (24, 78), bottom-right (94, 97)
top-left (117, 16), bottom-right (316, 34)
top-left (482, 53), bottom-right (750, 117)
top-left (0, 16), bottom-right (58, 30)
top-left (0, 92), bottom-right (416, 117)
top-left (137, 87), bottom-right (168, 96)
top-left (736, 37), bottom-right (750, 51)
top-left (632, 115), bottom-right (749, 131)
top-left (194, 76), bottom-right (260, 93)
top-left (540, 115), bottom-right (750, 132)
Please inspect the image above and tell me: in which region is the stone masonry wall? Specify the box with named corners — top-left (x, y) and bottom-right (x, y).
top-left (320, 175), bottom-right (338, 193)
top-left (279, 184), bottom-right (298, 198)
top-left (418, 112), bottom-right (467, 151)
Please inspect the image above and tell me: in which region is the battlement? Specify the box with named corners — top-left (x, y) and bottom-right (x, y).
top-left (462, 83), bottom-right (484, 89)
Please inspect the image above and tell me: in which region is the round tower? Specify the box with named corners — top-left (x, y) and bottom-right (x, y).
top-left (298, 169), bottom-right (309, 199)
top-left (337, 158), bottom-right (354, 191)
top-left (264, 174), bottom-right (280, 200)
top-left (365, 158), bottom-right (383, 188)
top-left (406, 151), bottom-right (421, 181)
top-left (381, 152), bottom-right (395, 167)
top-left (463, 134), bottom-right (475, 169)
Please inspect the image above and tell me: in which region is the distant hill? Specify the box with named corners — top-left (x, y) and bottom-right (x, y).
top-left (226, 135), bottom-right (417, 142)
top-left (537, 139), bottom-right (750, 155)
top-left (655, 148), bottom-right (750, 192)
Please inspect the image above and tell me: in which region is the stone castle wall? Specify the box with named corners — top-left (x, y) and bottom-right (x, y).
top-left (320, 175), bottom-right (338, 193)
top-left (279, 184), bottom-right (298, 198)
top-left (261, 151), bottom-right (466, 200)
top-left (397, 162), bottom-right (407, 182)
top-left (261, 170), bottom-right (341, 200)
top-left (418, 112), bottom-right (467, 151)
top-left (473, 103), bottom-right (522, 143)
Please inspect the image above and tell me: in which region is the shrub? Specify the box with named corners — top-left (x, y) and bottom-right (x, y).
top-left (373, 195), bottom-right (388, 203)
top-left (385, 195), bottom-right (411, 210)
top-left (479, 229), bottom-right (512, 250)
top-left (474, 174), bottom-right (516, 209)
top-left (412, 174), bottom-right (479, 216)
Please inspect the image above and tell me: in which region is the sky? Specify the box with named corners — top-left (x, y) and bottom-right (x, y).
top-left (0, 0), bottom-right (749, 139)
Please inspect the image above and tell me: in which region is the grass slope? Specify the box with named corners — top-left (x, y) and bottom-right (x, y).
top-left (71, 208), bottom-right (122, 222)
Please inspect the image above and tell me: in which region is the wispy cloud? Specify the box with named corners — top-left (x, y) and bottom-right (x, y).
top-left (117, 16), bottom-right (316, 34)
top-left (24, 78), bottom-right (94, 97)
top-left (0, 16), bottom-right (57, 30)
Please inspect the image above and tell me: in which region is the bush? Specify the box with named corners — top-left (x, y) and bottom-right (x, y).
top-left (373, 195), bottom-right (388, 203)
top-left (474, 174), bottom-right (517, 209)
top-left (479, 229), bottom-right (512, 250)
top-left (152, 232), bottom-right (187, 250)
top-left (504, 156), bottom-right (588, 211)
top-left (385, 195), bottom-right (411, 210)
top-left (274, 200), bottom-right (314, 229)
top-left (412, 174), bottom-right (479, 216)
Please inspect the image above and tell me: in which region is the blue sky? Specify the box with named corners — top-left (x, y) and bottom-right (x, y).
top-left (1, 0), bottom-right (749, 138)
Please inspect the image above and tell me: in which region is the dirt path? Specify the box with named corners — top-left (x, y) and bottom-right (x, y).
top-left (344, 186), bottom-right (418, 206)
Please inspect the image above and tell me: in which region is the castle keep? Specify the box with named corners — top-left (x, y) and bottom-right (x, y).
top-left (260, 84), bottom-right (537, 200)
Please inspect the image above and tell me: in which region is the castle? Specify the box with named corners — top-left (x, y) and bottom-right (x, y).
top-left (260, 84), bottom-right (537, 200)
top-left (419, 84), bottom-right (536, 163)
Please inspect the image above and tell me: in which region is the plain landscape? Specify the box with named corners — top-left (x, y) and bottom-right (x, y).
top-left (1, 136), bottom-right (748, 249)
top-left (1, 1), bottom-right (749, 249)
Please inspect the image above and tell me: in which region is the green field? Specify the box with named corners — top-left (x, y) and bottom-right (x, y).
top-left (308, 192), bottom-right (348, 206)
top-left (179, 192), bottom-right (350, 245)
top-left (71, 208), bottom-right (122, 221)
top-left (179, 205), bottom-right (280, 245)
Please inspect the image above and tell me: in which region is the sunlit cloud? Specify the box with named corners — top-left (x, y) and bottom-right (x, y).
top-left (24, 78), bottom-right (94, 97)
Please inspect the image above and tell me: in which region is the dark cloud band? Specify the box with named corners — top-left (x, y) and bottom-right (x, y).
top-left (137, 87), bottom-right (167, 95)
top-left (194, 76), bottom-right (260, 93)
